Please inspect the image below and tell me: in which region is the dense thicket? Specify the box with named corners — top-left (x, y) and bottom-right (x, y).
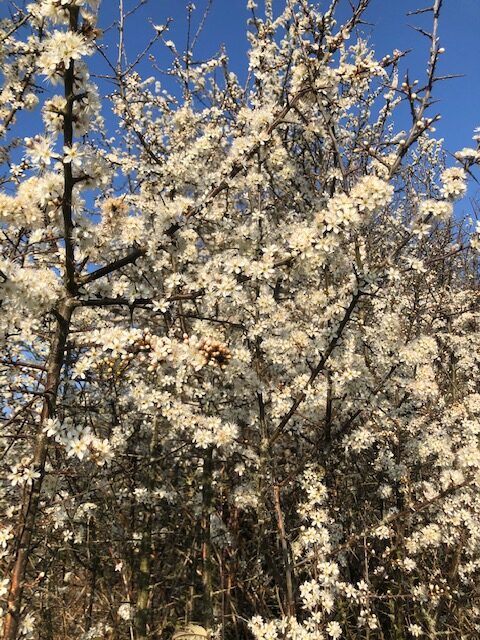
top-left (0, 1), bottom-right (480, 639)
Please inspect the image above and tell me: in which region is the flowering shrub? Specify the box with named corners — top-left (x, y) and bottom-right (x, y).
top-left (0, 1), bottom-right (479, 639)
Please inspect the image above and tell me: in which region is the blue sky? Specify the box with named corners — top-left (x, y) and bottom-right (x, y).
top-left (2, 0), bottom-right (478, 155)
top-left (1, 1), bottom-right (479, 204)
top-left (108, 0), bottom-right (479, 158)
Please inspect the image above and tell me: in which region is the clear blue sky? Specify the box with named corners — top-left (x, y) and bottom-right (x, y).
top-left (105, 0), bottom-right (479, 158)
top-left (1, 1), bottom-right (479, 201)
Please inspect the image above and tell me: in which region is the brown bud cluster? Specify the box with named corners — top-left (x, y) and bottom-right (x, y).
top-left (100, 197), bottom-right (129, 225)
top-left (197, 338), bottom-right (232, 369)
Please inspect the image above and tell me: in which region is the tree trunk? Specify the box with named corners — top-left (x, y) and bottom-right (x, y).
top-left (3, 297), bottom-right (75, 640)
top-left (134, 417), bottom-right (158, 640)
top-left (200, 448), bottom-right (214, 628)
